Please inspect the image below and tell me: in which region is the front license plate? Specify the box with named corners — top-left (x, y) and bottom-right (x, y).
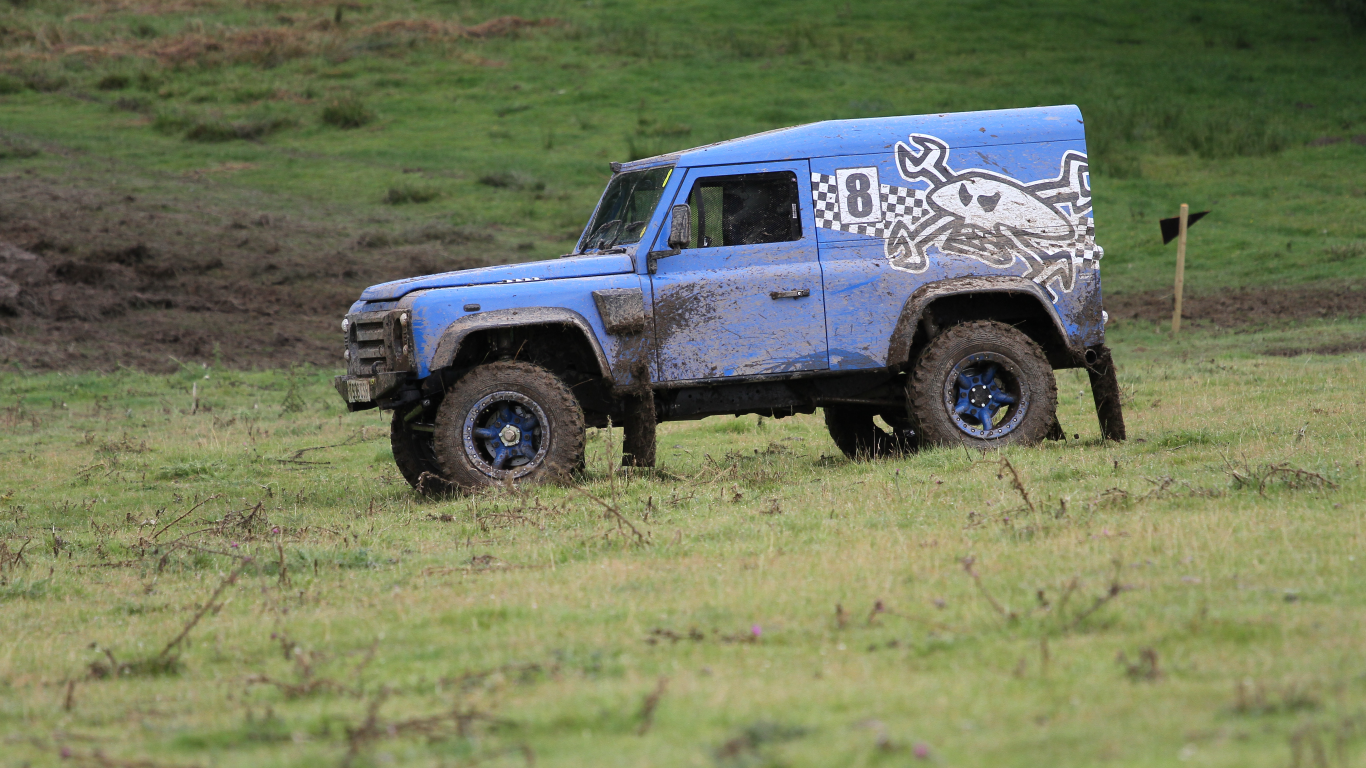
top-left (345, 378), bottom-right (373, 403)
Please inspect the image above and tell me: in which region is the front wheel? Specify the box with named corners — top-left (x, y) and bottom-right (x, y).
top-left (390, 409), bottom-right (452, 495)
top-left (907, 320), bottom-right (1057, 450)
top-left (433, 361), bottom-right (585, 492)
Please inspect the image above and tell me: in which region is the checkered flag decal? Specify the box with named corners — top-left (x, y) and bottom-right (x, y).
top-left (810, 173), bottom-right (926, 240)
top-left (811, 173), bottom-right (841, 229)
top-left (1074, 218), bottom-right (1101, 270)
top-left (882, 184), bottom-right (923, 222)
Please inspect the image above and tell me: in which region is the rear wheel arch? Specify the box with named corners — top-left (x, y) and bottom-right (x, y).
top-left (886, 278), bottom-right (1077, 370)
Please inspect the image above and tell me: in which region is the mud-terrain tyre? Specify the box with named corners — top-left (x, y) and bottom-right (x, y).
top-left (907, 321), bottom-right (1057, 450)
top-left (824, 405), bottom-right (919, 459)
top-left (433, 361), bottom-right (585, 492)
top-left (390, 409), bottom-right (453, 495)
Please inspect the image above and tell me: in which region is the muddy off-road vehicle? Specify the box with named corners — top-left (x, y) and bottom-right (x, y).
top-left (335, 105), bottom-right (1125, 492)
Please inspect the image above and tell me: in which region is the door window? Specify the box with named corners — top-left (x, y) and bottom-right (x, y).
top-left (683, 172), bottom-right (801, 249)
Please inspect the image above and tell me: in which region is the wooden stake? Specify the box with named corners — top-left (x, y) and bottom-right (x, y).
top-left (1172, 203), bottom-right (1188, 334)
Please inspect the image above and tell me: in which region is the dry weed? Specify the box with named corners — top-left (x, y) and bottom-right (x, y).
top-left (1222, 455), bottom-right (1338, 495)
top-left (340, 687), bottom-right (525, 768)
top-left (88, 559), bottom-right (249, 679)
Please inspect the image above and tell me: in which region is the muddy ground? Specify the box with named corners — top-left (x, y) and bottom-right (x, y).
top-left (1105, 286), bottom-right (1366, 355)
top-left (0, 170), bottom-right (514, 372)
top-left (2, 168), bottom-right (1362, 373)
top-left (1105, 286), bottom-right (1366, 328)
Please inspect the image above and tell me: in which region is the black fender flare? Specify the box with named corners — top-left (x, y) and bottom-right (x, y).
top-left (428, 307), bottom-right (613, 378)
top-left (884, 276), bottom-right (1078, 367)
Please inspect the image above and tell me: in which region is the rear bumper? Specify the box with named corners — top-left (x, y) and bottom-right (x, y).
top-left (333, 372), bottom-right (407, 411)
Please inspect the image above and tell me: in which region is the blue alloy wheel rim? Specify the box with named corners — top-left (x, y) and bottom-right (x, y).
top-left (461, 391), bottom-right (550, 479)
top-left (942, 352), bottom-right (1030, 439)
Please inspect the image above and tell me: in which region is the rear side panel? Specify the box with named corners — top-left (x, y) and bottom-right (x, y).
top-left (802, 109), bottom-right (1102, 369)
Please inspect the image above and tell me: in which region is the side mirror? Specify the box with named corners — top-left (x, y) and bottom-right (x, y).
top-left (667, 204), bottom-right (691, 250)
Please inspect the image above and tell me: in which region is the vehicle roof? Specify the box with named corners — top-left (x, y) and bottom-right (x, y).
top-left (617, 104), bottom-right (1085, 172)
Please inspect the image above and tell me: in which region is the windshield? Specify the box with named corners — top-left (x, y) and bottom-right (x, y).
top-left (577, 166), bottom-right (672, 252)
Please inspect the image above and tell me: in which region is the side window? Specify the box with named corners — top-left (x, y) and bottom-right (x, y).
top-left (683, 171), bottom-right (801, 249)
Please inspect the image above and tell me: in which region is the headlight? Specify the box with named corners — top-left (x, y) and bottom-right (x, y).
top-left (341, 318), bottom-right (350, 333)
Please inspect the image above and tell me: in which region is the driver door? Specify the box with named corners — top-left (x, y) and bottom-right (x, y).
top-left (648, 161), bottom-right (828, 381)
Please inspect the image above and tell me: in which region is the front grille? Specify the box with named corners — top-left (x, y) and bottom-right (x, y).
top-left (353, 316), bottom-right (387, 370)
top-left (346, 310), bottom-right (413, 376)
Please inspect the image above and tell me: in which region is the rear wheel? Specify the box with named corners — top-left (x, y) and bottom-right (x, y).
top-left (433, 361), bottom-right (585, 491)
top-left (824, 405), bottom-right (919, 459)
top-left (907, 320), bottom-right (1057, 450)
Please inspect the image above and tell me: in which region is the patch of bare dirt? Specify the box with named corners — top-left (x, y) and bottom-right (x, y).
top-left (1262, 340), bottom-right (1366, 357)
top-left (2, 13), bottom-right (559, 68)
top-left (1105, 286), bottom-right (1366, 329)
top-left (0, 170), bottom-right (511, 373)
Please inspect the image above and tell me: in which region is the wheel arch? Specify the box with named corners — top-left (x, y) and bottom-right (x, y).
top-left (886, 277), bottom-right (1079, 370)
top-left (428, 308), bottom-right (613, 380)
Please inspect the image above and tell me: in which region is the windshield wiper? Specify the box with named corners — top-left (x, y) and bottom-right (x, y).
top-left (563, 244), bottom-right (627, 257)
top-left (600, 220), bottom-right (647, 251)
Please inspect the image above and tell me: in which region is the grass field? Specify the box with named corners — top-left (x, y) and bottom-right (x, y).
top-left (1, 320), bottom-right (1364, 768)
top-left (1, 0), bottom-right (1364, 293)
top-left (3, 0), bottom-right (1366, 766)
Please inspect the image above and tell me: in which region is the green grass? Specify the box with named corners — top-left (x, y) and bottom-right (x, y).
top-left (0, 322), bottom-right (1364, 767)
top-left (0, 0), bottom-right (1363, 283)
top-left (320, 96), bottom-right (376, 130)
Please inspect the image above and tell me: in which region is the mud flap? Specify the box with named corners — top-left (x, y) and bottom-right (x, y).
top-left (1085, 345), bottom-right (1126, 441)
top-left (622, 362), bottom-right (657, 468)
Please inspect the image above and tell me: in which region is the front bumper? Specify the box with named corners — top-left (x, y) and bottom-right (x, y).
top-left (333, 372), bottom-right (407, 411)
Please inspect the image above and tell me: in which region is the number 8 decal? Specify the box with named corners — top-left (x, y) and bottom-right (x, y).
top-left (835, 166), bottom-right (883, 225)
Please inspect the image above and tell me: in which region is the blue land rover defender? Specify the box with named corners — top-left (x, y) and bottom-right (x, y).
top-left (335, 105), bottom-right (1125, 492)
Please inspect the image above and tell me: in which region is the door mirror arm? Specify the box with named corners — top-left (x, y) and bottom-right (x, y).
top-left (646, 249), bottom-right (678, 275)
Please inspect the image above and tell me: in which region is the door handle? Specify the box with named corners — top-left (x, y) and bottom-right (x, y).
top-left (769, 289), bottom-right (811, 300)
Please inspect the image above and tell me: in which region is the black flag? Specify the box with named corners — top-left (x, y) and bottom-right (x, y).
top-left (1160, 210), bottom-right (1209, 245)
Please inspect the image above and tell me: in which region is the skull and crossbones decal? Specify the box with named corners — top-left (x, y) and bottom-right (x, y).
top-left (811, 134), bottom-right (1100, 300)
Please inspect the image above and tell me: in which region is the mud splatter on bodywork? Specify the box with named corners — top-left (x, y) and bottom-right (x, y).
top-left (650, 279), bottom-right (827, 381)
